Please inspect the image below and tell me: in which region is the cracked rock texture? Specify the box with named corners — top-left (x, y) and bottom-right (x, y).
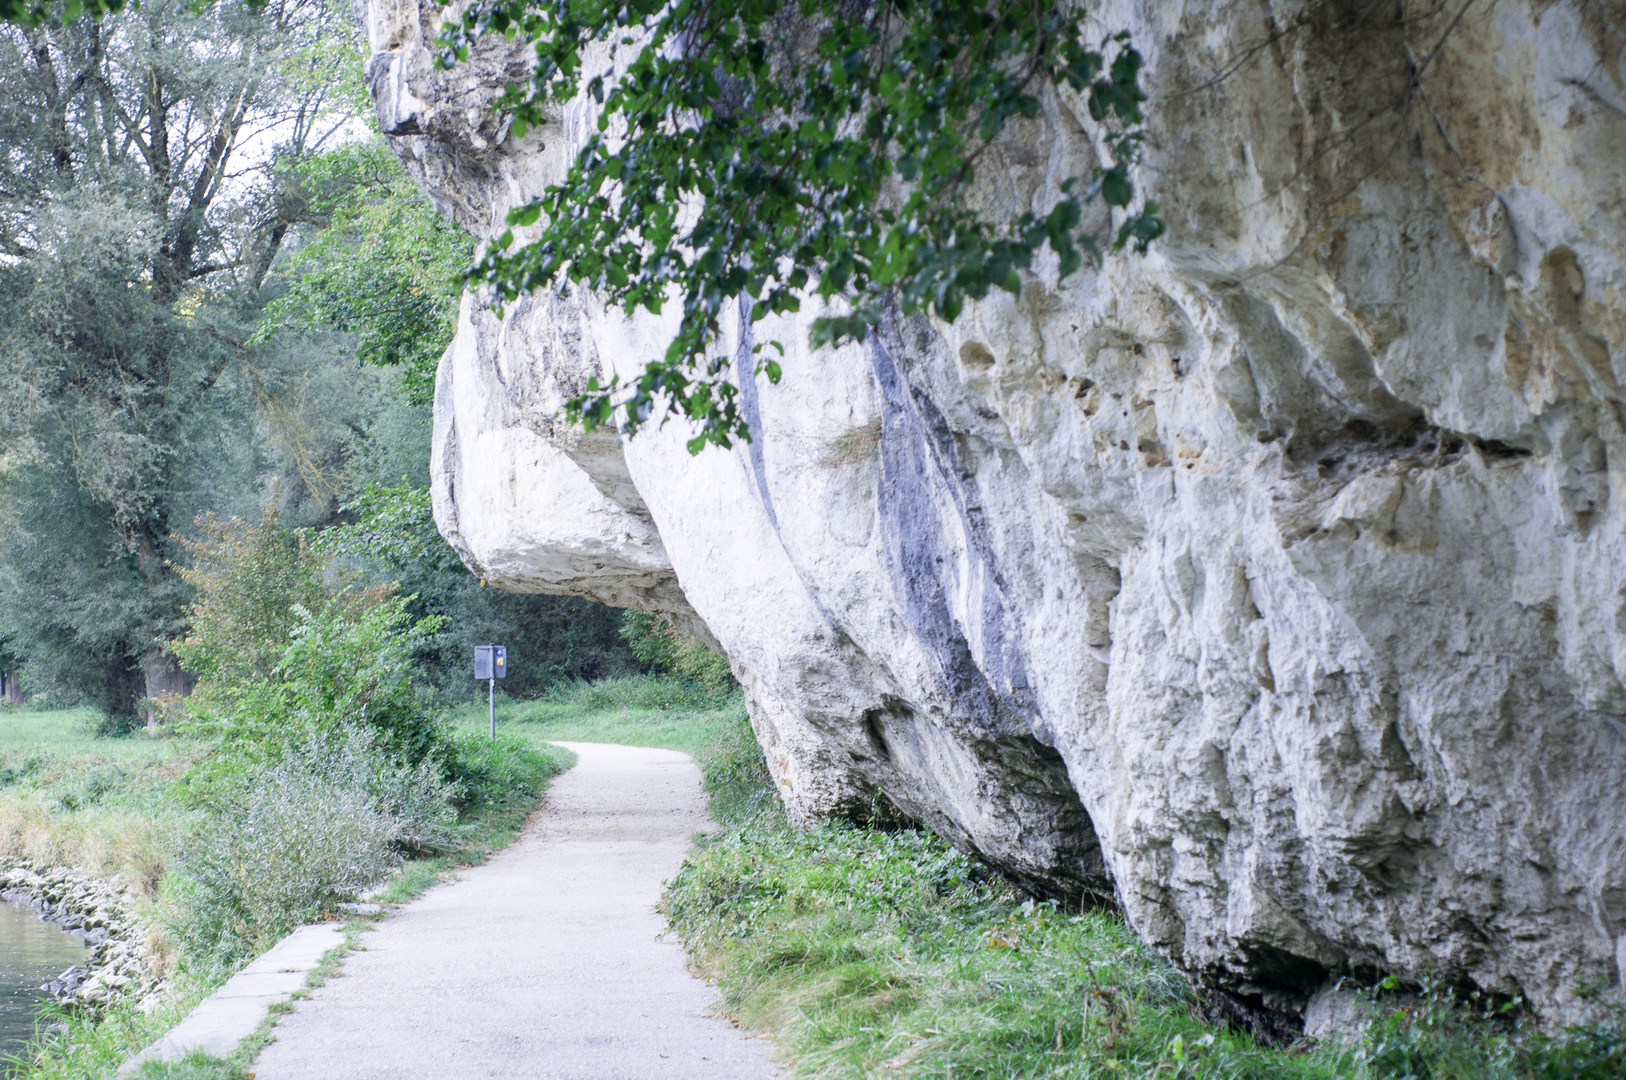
top-left (360, 0), bottom-right (1626, 1021)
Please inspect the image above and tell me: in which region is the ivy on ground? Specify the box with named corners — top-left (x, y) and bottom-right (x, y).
top-left (440, 0), bottom-right (1165, 452)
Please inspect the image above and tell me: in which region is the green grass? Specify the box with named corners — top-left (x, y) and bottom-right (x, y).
top-left (0, 709), bottom-right (181, 763)
top-left (662, 819), bottom-right (1626, 1080)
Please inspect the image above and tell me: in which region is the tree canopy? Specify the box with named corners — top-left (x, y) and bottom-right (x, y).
top-left (0, 0), bottom-right (361, 718)
top-left (254, 142), bottom-right (472, 408)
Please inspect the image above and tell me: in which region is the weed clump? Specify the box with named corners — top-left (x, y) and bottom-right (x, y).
top-left (441, 728), bottom-right (561, 811)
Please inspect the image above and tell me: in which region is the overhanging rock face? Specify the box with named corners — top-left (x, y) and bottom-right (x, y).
top-left (361, 0), bottom-right (1626, 1020)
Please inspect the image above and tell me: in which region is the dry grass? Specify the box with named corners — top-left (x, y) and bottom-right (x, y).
top-left (821, 418), bottom-right (883, 467)
top-left (0, 794), bottom-right (173, 895)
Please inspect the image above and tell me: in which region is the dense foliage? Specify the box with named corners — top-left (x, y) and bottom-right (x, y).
top-left (443, 0), bottom-right (1164, 451)
top-left (257, 142), bottom-right (473, 407)
top-left (165, 506), bottom-right (582, 968)
top-left (618, 610), bottom-right (734, 687)
top-left (170, 727), bottom-right (457, 966)
top-left (175, 511), bottom-right (332, 696)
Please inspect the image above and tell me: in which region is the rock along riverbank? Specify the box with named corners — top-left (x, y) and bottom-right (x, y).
top-left (0, 859), bottom-right (164, 1013)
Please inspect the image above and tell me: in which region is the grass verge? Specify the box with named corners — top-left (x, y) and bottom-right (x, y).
top-left (662, 820), bottom-right (1626, 1079)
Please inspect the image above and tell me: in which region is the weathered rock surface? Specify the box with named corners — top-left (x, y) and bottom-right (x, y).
top-left (361, 0), bottom-right (1626, 1022)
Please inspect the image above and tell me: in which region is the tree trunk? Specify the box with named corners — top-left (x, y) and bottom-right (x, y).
top-left (105, 645), bottom-right (146, 726)
top-left (142, 646), bottom-right (192, 733)
top-left (1, 671), bottom-right (24, 706)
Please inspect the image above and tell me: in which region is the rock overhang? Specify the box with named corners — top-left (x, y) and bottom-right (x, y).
top-left (362, 0), bottom-right (1626, 1024)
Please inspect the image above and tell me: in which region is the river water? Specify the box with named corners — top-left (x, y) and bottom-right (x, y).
top-left (0, 899), bottom-right (90, 1059)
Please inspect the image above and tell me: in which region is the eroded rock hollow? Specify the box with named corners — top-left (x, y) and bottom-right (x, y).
top-left (360, 0), bottom-right (1626, 1023)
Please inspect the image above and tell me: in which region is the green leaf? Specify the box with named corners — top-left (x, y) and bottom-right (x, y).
top-left (1101, 167), bottom-right (1133, 207)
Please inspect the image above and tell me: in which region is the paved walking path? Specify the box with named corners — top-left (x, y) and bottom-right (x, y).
top-left (251, 742), bottom-right (779, 1080)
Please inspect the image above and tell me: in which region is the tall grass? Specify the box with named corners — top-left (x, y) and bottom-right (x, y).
top-left (517, 673), bottom-right (739, 721)
top-left (0, 712), bottom-right (187, 895)
top-left (663, 820), bottom-right (1625, 1079)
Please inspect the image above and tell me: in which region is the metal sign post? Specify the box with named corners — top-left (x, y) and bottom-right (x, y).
top-left (473, 645), bottom-right (508, 740)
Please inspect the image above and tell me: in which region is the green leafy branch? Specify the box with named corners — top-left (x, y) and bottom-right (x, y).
top-left (440, 0), bottom-right (1164, 453)
top-left (254, 141), bottom-right (472, 407)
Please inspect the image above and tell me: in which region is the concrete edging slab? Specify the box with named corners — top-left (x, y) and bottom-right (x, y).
top-left (116, 923), bottom-right (345, 1075)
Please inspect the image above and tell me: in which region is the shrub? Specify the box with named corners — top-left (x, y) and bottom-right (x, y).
top-left (176, 507), bottom-right (448, 768)
top-left (175, 510), bottom-right (329, 699)
top-left (1349, 978), bottom-right (1626, 1080)
top-left (618, 612), bottom-right (733, 688)
top-left (170, 727), bottom-right (455, 968)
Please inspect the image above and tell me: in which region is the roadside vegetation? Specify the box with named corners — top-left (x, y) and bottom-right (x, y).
top-left (665, 814), bottom-right (1626, 1079)
top-left (0, 660), bottom-right (745, 1079)
top-left (0, 708), bottom-right (567, 1080)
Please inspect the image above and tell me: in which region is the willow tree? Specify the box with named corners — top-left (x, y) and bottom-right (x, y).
top-left (0, 0), bottom-right (358, 720)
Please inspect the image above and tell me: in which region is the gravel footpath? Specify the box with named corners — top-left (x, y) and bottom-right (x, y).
top-left (250, 742), bottom-right (778, 1079)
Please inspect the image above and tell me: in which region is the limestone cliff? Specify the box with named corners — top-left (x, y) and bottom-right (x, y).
top-left (360, 0), bottom-right (1626, 1022)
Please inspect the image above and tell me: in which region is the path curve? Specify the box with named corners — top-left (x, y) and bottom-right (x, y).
top-left (252, 742), bottom-right (778, 1079)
